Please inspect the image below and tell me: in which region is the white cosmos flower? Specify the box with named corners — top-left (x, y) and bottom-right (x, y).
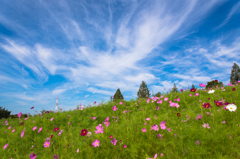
top-left (208, 90), bottom-right (215, 94)
top-left (87, 131), bottom-right (92, 137)
top-left (226, 104), bottom-right (237, 112)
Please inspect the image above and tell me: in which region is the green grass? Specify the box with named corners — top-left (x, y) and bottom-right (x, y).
top-left (1, 84), bottom-right (240, 159)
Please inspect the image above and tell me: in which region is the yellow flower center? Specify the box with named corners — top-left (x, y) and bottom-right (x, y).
top-left (99, 129), bottom-right (101, 131)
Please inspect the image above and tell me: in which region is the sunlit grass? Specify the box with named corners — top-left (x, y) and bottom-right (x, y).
top-left (1, 82), bottom-right (240, 159)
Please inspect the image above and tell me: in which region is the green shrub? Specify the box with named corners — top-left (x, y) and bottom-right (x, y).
top-left (154, 92), bottom-right (161, 98)
top-left (0, 106), bottom-right (11, 119)
top-left (205, 79), bottom-right (223, 90)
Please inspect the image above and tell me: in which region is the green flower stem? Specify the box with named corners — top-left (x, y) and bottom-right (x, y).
top-left (180, 125), bottom-right (184, 156)
top-left (49, 144), bottom-right (50, 158)
top-left (15, 132), bottom-right (17, 154)
top-left (24, 135), bottom-right (26, 158)
top-left (71, 133), bottom-right (73, 158)
top-left (228, 111), bottom-right (230, 130)
top-left (199, 102), bottom-right (204, 124)
top-left (34, 131), bottom-right (36, 144)
top-left (64, 136), bottom-right (67, 157)
top-left (211, 105), bottom-right (215, 127)
top-left (173, 141), bottom-right (177, 159)
top-left (13, 148), bottom-right (20, 159)
top-left (163, 134), bottom-right (167, 159)
top-left (3, 147), bottom-right (11, 159)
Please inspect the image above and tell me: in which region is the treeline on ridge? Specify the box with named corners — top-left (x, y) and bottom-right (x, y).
top-left (110, 62), bottom-right (240, 101)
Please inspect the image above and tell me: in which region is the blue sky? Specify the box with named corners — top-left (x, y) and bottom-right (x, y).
top-left (0, 0), bottom-right (240, 116)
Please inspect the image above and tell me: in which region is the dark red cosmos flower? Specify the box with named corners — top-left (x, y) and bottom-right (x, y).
top-left (203, 103), bottom-right (211, 109)
top-left (81, 128), bottom-right (88, 136)
top-left (214, 100), bottom-right (224, 107)
top-left (53, 127), bottom-right (59, 132)
top-left (190, 88), bottom-right (197, 92)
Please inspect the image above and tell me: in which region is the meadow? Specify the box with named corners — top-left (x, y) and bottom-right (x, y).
top-left (1, 82), bottom-right (240, 159)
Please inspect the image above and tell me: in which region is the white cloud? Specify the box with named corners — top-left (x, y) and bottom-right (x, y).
top-left (0, 75), bottom-right (17, 84)
top-left (52, 89), bottom-right (66, 95)
top-left (21, 67), bottom-right (29, 76)
top-left (35, 43), bottom-right (57, 74)
top-left (0, 39), bottom-right (49, 83)
top-left (22, 84), bottom-right (28, 89)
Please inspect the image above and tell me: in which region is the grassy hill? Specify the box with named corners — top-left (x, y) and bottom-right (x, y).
top-left (1, 84), bottom-right (240, 159)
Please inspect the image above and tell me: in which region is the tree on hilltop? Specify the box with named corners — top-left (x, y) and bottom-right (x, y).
top-left (113, 88), bottom-right (124, 102)
top-left (171, 83), bottom-right (178, 94)
top-left (191, 84), bottom-right (196, 89)
top-left (230, 63), bottom-right (240, 85)
top-left (137, 81), bottom-right (150, 99)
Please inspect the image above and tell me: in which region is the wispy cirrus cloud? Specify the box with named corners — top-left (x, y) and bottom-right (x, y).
top-left (214, 1), bottom-right (240, 30)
